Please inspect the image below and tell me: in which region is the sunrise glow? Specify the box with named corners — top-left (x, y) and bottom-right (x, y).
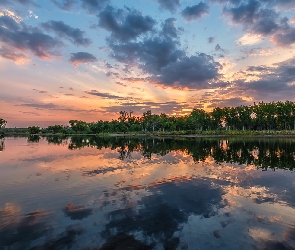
top-left (1, 0), bottom-right (295, 127)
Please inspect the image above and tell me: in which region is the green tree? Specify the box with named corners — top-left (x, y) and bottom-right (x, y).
top-left (236, 105), bottom-right (253, 130)
top-left (142, 110), bottom-right (152, 132)
top-left (187, 109), bottom-right (209, 131)
top-left (0, 118), bottom-right (7, 133)
top-left (210, 107), bottom-right (225, 130)
top-left (46, 125), bottom-right (64, 134)
top-left (69, 120), bottom-right (89, 134)
top-left (28, 126), bottom-right (41, 134)
top-left (118, 111), bottom-right (135, 133)
top-left (89, 122), bottom-right (101, 134)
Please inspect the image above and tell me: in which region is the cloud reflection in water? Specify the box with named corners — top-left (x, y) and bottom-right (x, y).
top-left (0, 137), bottom-right (295, 249)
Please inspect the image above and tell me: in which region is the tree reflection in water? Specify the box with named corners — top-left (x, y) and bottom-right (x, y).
top-left (0, 136), bottom-right (4, 152)
top-left (1, 136), bottom-right (295, 249)
top-left (44, 136), bottom-right (295, 170)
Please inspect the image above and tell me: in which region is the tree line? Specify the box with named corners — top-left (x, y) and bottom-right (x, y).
top-left (1, 100), bottom-right (295, 134)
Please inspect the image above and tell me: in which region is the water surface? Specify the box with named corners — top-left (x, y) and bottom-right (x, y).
top-left (1, 136), bottom-right (295, 249)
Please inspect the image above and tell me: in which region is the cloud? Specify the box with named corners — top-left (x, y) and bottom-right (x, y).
top-left (237, 33), bottom-right (263, 45)
top-left (101, 177), bottom-right (226, 249)
top-left (246, 65), bottom-right (270, 72)
top-left (121, 77), bottom-right (147, 83)
top-left (156, 0), bottom-right (180, 12)
top-left (208, 36), bottom-right (215, 43)
top-left (102, 101), bottom-right (189, 115)
top-left (211, 56), bottom-right (295, 103)
top-left (98, 6), bottom-right (156, 42)
top-left (32, 89), bottom-right (48, 94)
top-left (152, 53), bottom-right (222, 89)
top-left (0, 0), bottom-right (38, 7)
top-left (182, 2), bottom-right (210, 21)
top-left (0, 46), bottom-right (29, 64)
top-left (85, 90), bottom-right (127, 100)
top-left (235, 56), bottom-right (295, 100)
top-left (162, 18), bottom-right (178, 38)
top-left (51, 0), bottom-right (76, 11)
top-left (101, 13), bottom-right (222, 90)
top-left (224, 0), bottom-right (260, 26)
top-left (21, 111), bottom-right (41, 116)
top-left (69, 52), bottom-right (97, 66)
top-left (14, 0), bottom-right (37, 6)
top-left (222, 0), bottom-right (295, 46)
top-left (63, 203), bottom-right (92, 220)
top-left (0, 15), bottom-right (62, 60)
top-left (207, 97), bottom-right (251, 108)
top-left (106, 71), bottom-right (119, 77)
top-left (212, 0), bottom-right (295, 10)
top-left (18, 102), bottom-right (101, 114)
top-left (109, 36), bottom-right (181, 67)
top-left (0, 9), bottom-right (22, 23)
top-left (215, 44), bottom-right (228, 54)
top-left (28, 10), bottom-right (38, 19)
top-left (251, 9), bottom-right (281, 35)
top-left (239, 47), bottom-right (274, 59)
top-left (115, 82), bottom-right (127, 87)
top-left (272, 28), bottom-right (295, 47)
top-left (51, 0), bottom-right (110, 13)
top-left (105, 62), bottom-right (113, 68)
top-left (291, 16), bottom-right (295, 24)
top-left (260, 0), bottom-right (295, 10)
top-left (41, 20), bottom-right (92, 46)
top-left (211, 0), bottom-right (242, 6)
top-left (19, 103), bottom-right (59, 109)
top-left (224, 0), bottom-right (282, 35)
top-left (80, 0), bottom-right (110, 14)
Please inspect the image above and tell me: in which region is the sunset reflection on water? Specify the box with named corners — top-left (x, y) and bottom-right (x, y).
top-left (1, 137), bottom-right (295, 249)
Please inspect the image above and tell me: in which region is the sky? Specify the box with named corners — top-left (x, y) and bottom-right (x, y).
top-left (0, 0), bottom-right (295, 127)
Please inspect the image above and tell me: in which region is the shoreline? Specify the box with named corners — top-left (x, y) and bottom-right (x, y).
top-left (3, 132), bottom-right (295, 138)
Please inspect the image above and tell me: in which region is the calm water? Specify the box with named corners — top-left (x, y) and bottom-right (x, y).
top-left (1, 136), bottom-right (295, 249)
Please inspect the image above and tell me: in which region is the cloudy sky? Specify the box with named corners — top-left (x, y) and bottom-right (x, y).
top-left (1, 0), bottom-right (295, 127)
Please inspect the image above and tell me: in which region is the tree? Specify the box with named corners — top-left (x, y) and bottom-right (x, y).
top-left (187, 109), bottom-right (209, 131)
top-left (142, 110), bottom-right (152, 132)
top-left (118, 111), bottom-right (135, 133)
top-left (0, 118), bottom-right (7, 131)
top-left (28, 126), bottom-right (40, 134)
top-left (69, 120), bottom-right (89, 133)
top-left (277, 101), bottom-right (295, 130)
top-left (210, 107), bottom-right (225, 130)
top-left (118, 111), bottom-right (130, 123)
top-left (158, 113), bottom-right (169, 132)
top-left (236, 105), bottom-right (253, 130)
top-left (46, 125), bottom-right (64, 134)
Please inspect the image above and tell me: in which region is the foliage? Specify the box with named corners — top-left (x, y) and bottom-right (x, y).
top-left (45, 125), bottom-right (65, 134)
top-left (0, 118), bottom-right (7, 133)
top-left (28, 126), bottom-right (41, 134)
top-left (3, 100), bottom-right (295, 135)
top-left (69, 120), bottom-right (90, 134)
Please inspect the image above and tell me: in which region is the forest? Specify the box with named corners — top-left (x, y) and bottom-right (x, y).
top-left (1, 101), bottom-right (295, 135)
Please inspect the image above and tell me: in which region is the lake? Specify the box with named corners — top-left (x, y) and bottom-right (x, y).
top-left (1, 136), bottom-right (295, 249)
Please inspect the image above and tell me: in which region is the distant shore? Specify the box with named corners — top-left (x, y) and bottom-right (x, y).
top-left (3, 132), bottom-right (295, 138)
